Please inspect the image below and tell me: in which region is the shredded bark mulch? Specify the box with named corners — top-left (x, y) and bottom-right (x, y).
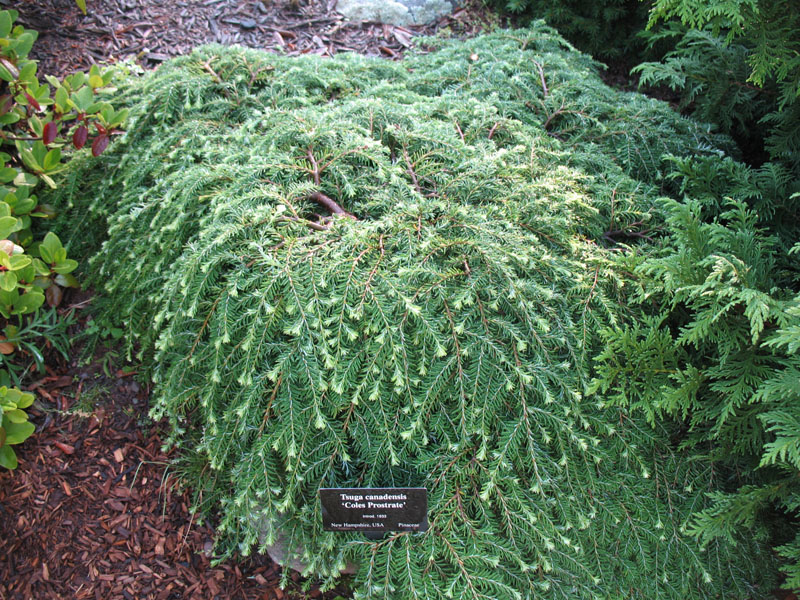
top-left (12, 0), bottom-right (496, 78)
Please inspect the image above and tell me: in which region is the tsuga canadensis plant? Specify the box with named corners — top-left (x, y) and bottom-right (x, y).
top-left (52, 24), bottom-right (778, 599)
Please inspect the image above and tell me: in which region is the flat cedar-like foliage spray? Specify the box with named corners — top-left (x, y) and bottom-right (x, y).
top-left (54, 24), bottom-right (777, 599)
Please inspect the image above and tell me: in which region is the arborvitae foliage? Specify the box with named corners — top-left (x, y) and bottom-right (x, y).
top-left (52, 25), bottom-right (776, 598)
top-left (635, 0), bottom-right (800, 168)
top-left (592, 155), bottom-right (800, 589)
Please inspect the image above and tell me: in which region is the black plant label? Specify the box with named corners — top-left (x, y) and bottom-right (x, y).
top-left (320, 487), bottom-right (428, 533)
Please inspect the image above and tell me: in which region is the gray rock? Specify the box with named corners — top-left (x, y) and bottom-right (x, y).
top-left (336, 0), bottom-right (458, 26)
top-left (253, 513), bottom-right (359, 575)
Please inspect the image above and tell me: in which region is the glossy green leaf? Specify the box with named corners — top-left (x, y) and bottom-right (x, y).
top-left (0, 444), bottom-right (17, 469)
top-left (53, 258), bottom-right (77, 275)
top-left (0, 64), bottom-right (13, 83)
top-left (3, 408), bottom-right (27, 424)
top-left (7, 254), bottom-right (30, 271)
top-left (18, 60), bottom-right (36, 83)
top-left (12, 32), bottom-right (35, 58)
top-left (13, 290), bottom-right (44, 315)
top-left (3, 419), bottom-right (34, 444)
top-left (0, 112), bottom-right (20, 125)
top-left (0, 167), bottom-right (16, 183)
top-left (0, 215), bottom-right (18, 239)
top-left (54, 273), bottom-right (78, 288)
top-left (54, 86), bottom-right (68, 112)
top-left (72, 86), bottom-right (94, 112)
top-left (0, 271), bottom-right (17, 292)
top-left (43, 148), bottom-right (61, 171)
top-left (16, 391), bottom-right (33, 409)
top-left (39, 232), bottom-right (63, 263)
top-left (32, 258), bottom-right (50, 276)
top-left (0, 11), bottom-right (12, 38)
top-left (16, 263), bottom-right (35, 285)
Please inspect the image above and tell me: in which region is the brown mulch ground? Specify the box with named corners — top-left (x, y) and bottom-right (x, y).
top-left (13, 0), bottom-right (496, 78)
top-left (0, 2), bottom-right (495, 598)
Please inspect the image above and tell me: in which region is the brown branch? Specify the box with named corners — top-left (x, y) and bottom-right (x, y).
top-left (307, 149), bottom-right (321, 185)
top-left (279, 215), bottom-right (330, 231)
top-left (602, 220), bottom-right (654, 244)
top-left (1, 134), bottom-right (41, 141)
top-left (454, 122), bottom-right (465, 143)
top-left (309, 191), bottom-right (349, 216)
top-left (543, 101), bottom-right (566, 131)
top-left (533, 61), bottom-right (548, 98)
top-left (487, 122), bottom-right (500, 140)
top-left (201, 59), bottom-right (230, 98)
top-left (201, 60), bottom-right (222, 84)
top-left (402, 147), bottom-right (423, 195)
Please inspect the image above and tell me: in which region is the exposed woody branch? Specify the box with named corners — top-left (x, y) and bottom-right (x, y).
top-left (309, 191), bottom-right (349, 216)
top-left (279, 215), bottom-right (330, 231)
top-left (533, 61), bottom-right (548, 98)
top-left (602, 220), bottom-right (655, 244)
top-left (402, 147), bottom-right (423, 195)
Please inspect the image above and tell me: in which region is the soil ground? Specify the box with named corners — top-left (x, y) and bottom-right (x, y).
top-left (0, 1), bottom-right (495, 598)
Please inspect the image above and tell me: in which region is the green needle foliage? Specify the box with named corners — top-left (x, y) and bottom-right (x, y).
top-left (52, 24), bottom-right (777, 598)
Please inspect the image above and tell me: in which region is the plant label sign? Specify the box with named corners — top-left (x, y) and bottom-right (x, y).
top-left (319, 487), bottom-right (428, 533)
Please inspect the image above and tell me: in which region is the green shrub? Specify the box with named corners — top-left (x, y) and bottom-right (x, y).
top-left (53, 26), bottom-right (777, 598)
top-left (586, 1), bottom-right (800, 587)
top-left (0, 9), bottom-right (125, 468)
top-left (484, 0), bottom-right (650, 61)
top-left (635, 0), bottom-right (800, 168)
top-left (592, 154), bottom-right (800, 590)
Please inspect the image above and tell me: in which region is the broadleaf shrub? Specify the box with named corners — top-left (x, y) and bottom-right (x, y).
top-left (52, 25), bottom-right (778, 598)
top-left (0, 8), bottom-right (124, 468)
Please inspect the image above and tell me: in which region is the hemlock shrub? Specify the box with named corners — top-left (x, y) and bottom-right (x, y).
top-left (53, 25), bottom-right (777, 598)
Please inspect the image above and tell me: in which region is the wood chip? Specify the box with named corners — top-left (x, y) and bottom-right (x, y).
top-left (54, 441), bottom-right (75, 455)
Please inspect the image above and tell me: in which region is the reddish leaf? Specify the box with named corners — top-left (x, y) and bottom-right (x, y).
top-left (91, 134), bottom-right (109, 157)
top-left (0, 95), bottom-right (11, 116)
top-left (24, 92), bottom-right (40, 111)
top-left (73, 125), bottom-right (88, 149)
top-left (94, 122), bottom-right (107, 135)
top-left (42, 121), bottom-right (58, 145)
top-left (46, 284), bottom-right (63, 308)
